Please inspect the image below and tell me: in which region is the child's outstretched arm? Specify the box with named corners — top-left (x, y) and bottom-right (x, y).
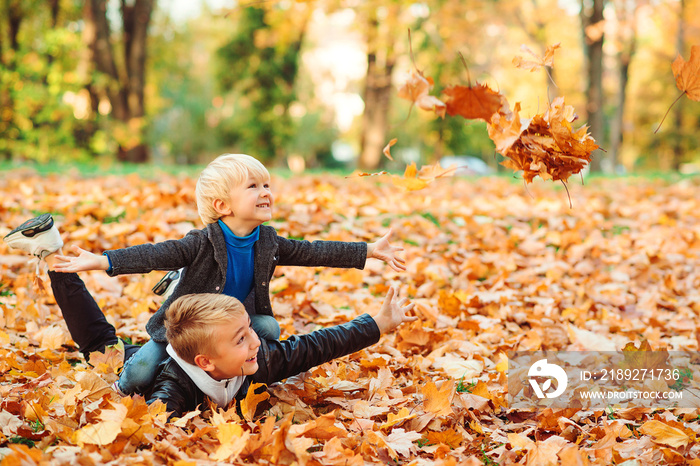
top-left (253, 285), bottom-right (415, 385)
top-left (52, 245), bottom-right (110, 273)
top-left (367, 229), bottom-right (406, 272)
top-left (371, 285), bottom-right (416, 334)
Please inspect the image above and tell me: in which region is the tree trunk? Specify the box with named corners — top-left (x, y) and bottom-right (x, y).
top-left (671, 0), bottom-right (686, 171)
top-left (580, 0), bottom-right (606, 172)
top-left (359, 10), bottom-right (396, 170)
top-left (84, 0), bottom-right (153, 163)
top-left (609, 0), bottom-right (638, 172)
top-left (1, 0), bottom-right (24, 160)
top-left (7, 0), bottom-right (22, 51)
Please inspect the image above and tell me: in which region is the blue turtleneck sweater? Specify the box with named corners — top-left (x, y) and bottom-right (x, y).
top-left (218, 220), bottom-right (259, 302)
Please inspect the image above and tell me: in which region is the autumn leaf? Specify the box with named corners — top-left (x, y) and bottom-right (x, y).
top-left (426, 428), bottom-right (463, 448)
top-left (673, 45), bottom-right (700, 100)
top-left (488, 97), bottom-right (597, 184)
top-left (620, 340), bottom-right (670, 375)
top-left (383, 138), bottom-right (397, 161)
top-left (348, 170), bottom-right (389, 178)
top-left (74, 403), bottom-right (127, 446)
top-left (212, 422), bottom-right (250, 461)
top-left (240, 382), bottom-right (269, 421)
top-left (640, 420), bottom-right (692, 448)
top-left (443, 83), bottom-right (508, 121)
top-left (656, 45), bottom-right (700, 132)
top-left (421, 380), bottom-right (455, 416)
top-left (386, 428), bottom-right (422, 457)
top-left (88, 340), bottom-right (125, 376)
top-left (513, 43), bottom-right (561, 72)
top-left (390, 161), bottom-right (456, 191)
top-left (397, 69), bottom-right (446, 118)
top-left (381, 407), bottom-right (417, 430)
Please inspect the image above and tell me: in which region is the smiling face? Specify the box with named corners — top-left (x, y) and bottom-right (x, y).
top-left (217, 174), bottom-right (274, 236)
top-left (198, 313), bottom-right (261, 380)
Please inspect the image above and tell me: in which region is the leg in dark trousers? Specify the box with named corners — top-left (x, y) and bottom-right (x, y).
top-left (48, 271), bottom-right (138, 362)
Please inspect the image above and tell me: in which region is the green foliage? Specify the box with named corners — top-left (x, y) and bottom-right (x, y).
top-left (215, 7), bottom-right (302, 162)
top-left (0, 1), bottom-right (99, 163)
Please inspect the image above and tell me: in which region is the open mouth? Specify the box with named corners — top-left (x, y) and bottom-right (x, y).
top-left (246, 356), bottom-right (257, 363)
top-left (256, 203), bottom-right (270, 208)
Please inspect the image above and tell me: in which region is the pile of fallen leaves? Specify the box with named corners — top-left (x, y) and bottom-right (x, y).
top-left (395, 43), bottom-right (598, 187)
top-left (1, 170), bottom-right (699, 465)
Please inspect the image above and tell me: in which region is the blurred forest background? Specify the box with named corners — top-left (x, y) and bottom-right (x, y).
top-left (0, 0), bottom-right (698, 175)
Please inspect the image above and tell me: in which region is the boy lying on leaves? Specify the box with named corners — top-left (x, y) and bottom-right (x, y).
top-left (3, 215), bottom-right (415, 419)
top-left (154, 288), bottom-right (414, 417)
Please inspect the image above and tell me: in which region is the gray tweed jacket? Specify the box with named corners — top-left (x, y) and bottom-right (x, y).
top-left (104, 223), bottom-right (368, 342)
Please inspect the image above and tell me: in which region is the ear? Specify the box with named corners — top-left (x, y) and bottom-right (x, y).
top-left (212, 198), bottom-right (233, 216)
top-left (193, 353), bottom-right (216, 372)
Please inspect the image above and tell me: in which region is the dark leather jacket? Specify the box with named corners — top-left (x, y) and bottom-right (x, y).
top-left (146, 313), bottom-right (381, 419)
top-left (105, 223), bottom-right (367, 342)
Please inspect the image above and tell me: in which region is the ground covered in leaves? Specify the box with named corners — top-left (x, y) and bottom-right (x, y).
top-left (0, 170), bottom-right (699, 465)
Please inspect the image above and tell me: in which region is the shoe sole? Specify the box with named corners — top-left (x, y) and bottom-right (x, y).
top-left (4, 213), bottom-right (54, 240)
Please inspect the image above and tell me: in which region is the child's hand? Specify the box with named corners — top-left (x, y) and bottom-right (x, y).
top-left (52, 245), bottom-right (110, 273)
top-left (373, 286), bottom-right (417, 334)
top-left (367, 229), bottom-right (406, 272)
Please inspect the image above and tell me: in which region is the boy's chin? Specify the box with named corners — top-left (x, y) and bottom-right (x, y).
top-left (242, 362), bottom-right (259, 375)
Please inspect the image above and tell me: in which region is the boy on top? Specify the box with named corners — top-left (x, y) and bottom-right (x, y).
top-left (3, 221), bottom-right (415, 419)
top-left (5, 154), bottom-right (405, 396)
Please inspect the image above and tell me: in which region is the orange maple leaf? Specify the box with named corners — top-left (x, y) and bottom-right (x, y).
top-left (673, 45), bottom-right (700, 100)
top-left (425, 428), bottom-right (463, 448)
top-left (421, 380), bottom-right (455, 416)
top-left (656, 45), bottom-right (700, 132)
top-left (443, 83), bottom-right (509, 122)
top-left (397, 70), bottom-right (446, 118)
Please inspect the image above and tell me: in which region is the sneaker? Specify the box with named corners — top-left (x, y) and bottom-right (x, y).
top-left (152, 268), bottom-right (182, 299)
top-left (3, 213), bottom-right (64, 259)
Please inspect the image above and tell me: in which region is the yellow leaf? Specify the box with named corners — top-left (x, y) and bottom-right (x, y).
top-left (211, 422), bottom-right (250, 462)
top-left (381, 407), bottom-right (417, 430)
top-left (640, 420), bottom-right (691, 448)
top-left (240, 382), bottom-right (269, 422)
top-left (74, 421), bottom-right (122, 446)
top-left (421, 380), bottom-right (455, 416)
top-left (391, 175), bottom-right (429, 191)
top-left (495, 353), bottom-right (509, 373)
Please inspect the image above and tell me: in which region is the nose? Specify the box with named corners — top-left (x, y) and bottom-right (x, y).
top-left (250, 330), bottom-right (261, 350)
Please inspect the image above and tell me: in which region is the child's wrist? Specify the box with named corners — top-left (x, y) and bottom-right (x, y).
top-left (366, 242), bottom-right (375, 259)
top-left (372, 314), bottom-right (391, 334)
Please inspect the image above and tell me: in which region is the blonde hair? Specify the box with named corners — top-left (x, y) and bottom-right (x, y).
top-left (195, 154), bottom-right (270, 225)
top-left (165, 293), bottom-right (246, 364)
